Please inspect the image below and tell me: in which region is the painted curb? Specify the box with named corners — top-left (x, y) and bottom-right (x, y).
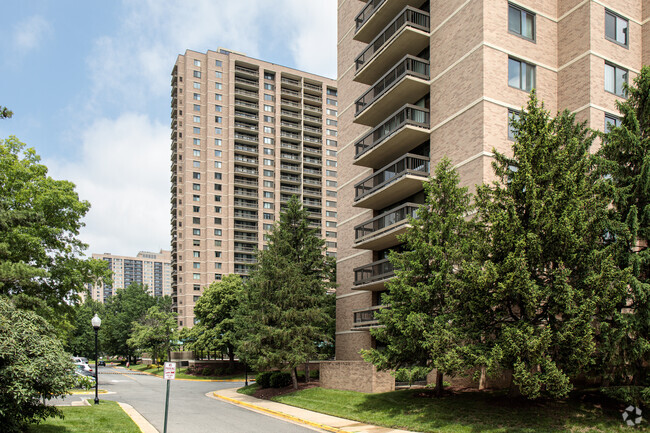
top-left (118, 402), bottom-right (158, 433)
top-left (211, 391), bottom-right (346, 433)
top-left (119, 367), bottom-right (253, 382)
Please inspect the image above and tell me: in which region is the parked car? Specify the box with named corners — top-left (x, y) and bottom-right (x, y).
top-left (75, 365), bottom-right (96, 379)
top-left (72, 357), bottom-right (94, 375)
top-left (98, 358), bottom-right (106, 366)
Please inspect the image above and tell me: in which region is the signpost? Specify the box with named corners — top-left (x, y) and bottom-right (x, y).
top-left (163, 362), bottom-right (176, 433)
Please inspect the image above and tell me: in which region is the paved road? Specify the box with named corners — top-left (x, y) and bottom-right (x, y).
top-left (57, 366), bottom-right (317, 433)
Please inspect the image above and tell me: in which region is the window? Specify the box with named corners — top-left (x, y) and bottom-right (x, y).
top-left (215, 105), bottom-right (222, 112)
top-left (193, 183), bottom-right (201, 191)
top-left (326, 108), bottom-right (337, 116)
top-left (326, 129), bottom-right (337, 136)
top-left (192, 172), bottom-right (201, 179)
top-left (264, 213), bottom-right (274, 220)
top-left (215, 83), bottom-right (222, 89)
top-left (264, 148), bottom-right (274, 155)
top-left (326, 98), bottom-right (337, 106)
top-left (264, 105), bottom-right (274, 112)
top-left (264, 72), bottom-right (275, 80)
top-left (214, 195), bottom-right (221, 202)
top-left (215, 127), bottom-right (222, 134)
top-left (327, 88), bottom-right (337, 96)
top-left (193, 228), bottom-right (201, 235)
top-left (605, 62), bottom-right (627, 97)
top-left (326, 221), bottom-right (337, 228)
top-left (193, 161), bottom-right (200, 168)
top-left (326, 200), bottom-right (337, 207)
top-left (193, 217), bottom-right (200, 224)
top-left (605, 10), bottom-right (628, 46)
top-left (263, 126), bottom-right (273, 133)
top-left (264, 115), bottom-right (274, 123)
top-left (605, 113), bottom-right (622, 132)
top-left (215, 116), bottom-right (222, 123)
top-left (263, 180), bottom-right (274, 187)
top-left (193, 70), bottom-right (201, 78)
top-left (263, 169), bottom-right (274, 177)
top-left (193, 206), bottom-right (200, 212)
top-left (326, 170), bottom-right (337, 177)
top-left (215, 94), bottom-right (222, 101)
top-left (263, 137), bottom-right (274, 144)
top-left (193, 127), bottom-right (201, 134)
top-left (193, 93), bottom-right (201, 100)
top-left (215, 71), bottom-right (222, 78)
top-left (264, 159), bottom-right (274, 166)
top-left (326, 190), bottom-right (337, 197)
top-left (326, 180), bottom-right (337, 187)
top-left (193, 138), bottom-right (201, 146)
top-left (326, 160), bottom-right (337, 167)
top-left (263, 191), bottom-right (274, 198)
top-left (215, 60), bottom-right (222, 67)
top-left (326, 149), bottom-right (337, 156)
top-left (193, 104), bottom-right (200, 111)
top-left (326, 231), bottom-right (337, 238)
top-left (264, 83), bottom-right (274, 90)
top-left (214, 229), bottom-right (222, 236)
top-left (194, 59), bottom-right (201, 66)
top-left (193, 149), bottom-right (201, 157)
top-left (215, 150), bottom-right (222, 157)
top-left (326, 241), bottom-right (337, 248)
top-left (508, 3), bottom-right (535, 41)
top-left (215, 138), bottom-right (222, 146)
top-left (326, 211), bottom-right (337, 217)
top-left (193, 273), bottom-right (200, 280)
top-left (215, 251), bottom-right (221, 258)
top-left (193, 82), bottom-right (201, 89)
top-left (214, 184), bottom-right (222, 191)
top-left (215, 161), bottom-right (222, 168)
top-left (508, 57), bottom-right (535, 91)
top-left (214, 240), bottom-right (221, 246)
top-left (214, 206), bottom-right (221, 212)
top-left (193, 284), bottom-right (201, 291)
top-left (264, 94), bottom-right (274, 101)
top-left (214, 274), bottom-right (222, 280)
top-left (193, 195), bottom-right (200, 201)
top-left (326, 139), bottom-right (337, 146)
top-left (193, 239), bottom-right (200, 246)
top-left (214, 217), bottom-right (222, 224)
top-left (193, 115), bottom-right (201, 123)
top-left (263, 223), bottom-right (272, 230)
top-left (508, 110), bottom-right (520, 140)
top-left (263, 202), bottom-right (273, 209)
top-left (326, 119), bottom-right (337, 126)
top-left (214, 173), bottom-right (222, 180)
top-left (215, 263), bottom-right (222, 269)
top-left (193, 262), bottom-right (201, 269)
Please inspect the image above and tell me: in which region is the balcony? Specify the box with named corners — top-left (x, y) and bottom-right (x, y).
top-left (281, 174), bottom-right (301, 184)
top-left (280, 184), bottom-right (300, 194)
top-left (234, 210), bottom-right (258, 220)
top-left (281, 141), bottom-right (301, 151)
top-left (234, 133), bottom-right (259, 143)
top-left (281, 76), bottom-right (301, 89)
top-left (235, 76), bottom-right (259, 90)
top-left (303, 187), bottom-right (321, 197)
top-left (304, 104), bottom-right (322, 114)
top-left (352, 305), bottom-right (386, 330)
top-left (281, 99), bottom-right (301, 109)
top-left (353, 258), bottom-right (394, 291)
top-left (234, 110), bottom-right (259, 121)
top-left (234, 243), bottom-right (257, 252)
top-left (281, 152), bottom-right (300, 161)
top-left (303, 125), bottom-right (322, 135)
top-left (355, 55), bottom-right (430, 126)
top-left (354, 7), bottom-right (430, 85)
top-left (234, 155), bottom-right (258, 167)
top-left (234, 144), bottom-right (259, 155)
top-left (235, 65), bottom-right (259, 77)
top-left (234, 199), bottom-right (258, 209)
top-left (303, 146), bottom-right (322, 155)
top-left (303, 93), bottom-right (322, 103)
top-left (234, 188), bottom-right (258, 198)
top-left (354, 0), bottom-right (425, 43)
top-left (281, 109), bottom-right (301, 120)
top-left (234, 222), bottom-right (258, 231)
top-left (234, 122), bottom-right (259, 132)
top-left (303, 156), bottom-right (322, 166)
top-left (234, 176), bottom-right (258, 187)
top-left (303, 167), bottom-right (322, 176)
top-left (304, 135), bottom-right (322, 144)
top-left (354, 105), bottom-right (430, 169)
top-left (303, 177), bottom-right (322, 186)
top-left (234, 232), bottom-right (258, 242)
top-left (235, 99), bottom-right (259, 110)
top-left (304, 82), bottom-right (322, 92)
top-left (281, 131), bottom-right (301, 142)
top-left (281, 88), bottom-right (301, 100)
top-left (281, 121), bottom-right (301, 132)
top-left (354, 154), bottom-right (429, 209)
top-left (303, 114), bottom-right (322, 125)
top-left (354, 202), bottom-right (419, 250)
top-left (234, 166), bottom-right (258, 176)
top-left (280, 163), bottom-right (301, 173)
top-left (234, 255), bottom-right (257, 264)
top-left (303, 198), bottom-right (322, 207)
top-left (234, 87), bottom-right (259, 101)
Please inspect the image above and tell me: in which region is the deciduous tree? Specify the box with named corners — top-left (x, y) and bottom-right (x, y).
top-left (128, 305), bottom-right (177, 364)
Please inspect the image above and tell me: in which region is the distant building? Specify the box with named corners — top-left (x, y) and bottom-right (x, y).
top-left (85, 250), bottom-right (172, 302)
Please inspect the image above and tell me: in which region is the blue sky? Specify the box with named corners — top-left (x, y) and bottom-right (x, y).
top-left (0, 0), bottom-right (336, 256)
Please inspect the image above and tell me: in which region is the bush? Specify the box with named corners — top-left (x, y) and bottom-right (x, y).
top-left (269, 371), bottom-right (292, 388)
top-left (256, 371), bottom-right (274, 388)
top-left (73, 374), bottom-right (95, 390)
top-left (202, 367), bottom-right (213, 376)
top-left (601, 386), bottom-right (650, 408)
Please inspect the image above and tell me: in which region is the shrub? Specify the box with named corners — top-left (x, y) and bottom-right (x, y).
top-left (202, 367), bottom-right (213, 376)
top-left (256, 371), bottom-right (273, 388)
top-left (601, 386), bottom-right (650, 408)
top-left (269, 371), bottom-right (292, 388)
top-left (73, 374), bottom-right (95, 390)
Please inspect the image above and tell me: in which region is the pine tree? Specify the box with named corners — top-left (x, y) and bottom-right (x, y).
top-left (468, 92), bottom-right (627, 398)
top-left (236, 196), bottom-right (335, 389)
top-left (596, 66), bottom-right (650, 391)
top-left (361, 158), bottom-right (476, 395)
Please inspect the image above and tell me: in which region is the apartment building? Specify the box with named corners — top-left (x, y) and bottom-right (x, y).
top-left (171, 49), bottom-right (338, 327)
top-left (329, 0), bottom-right (648, 392)
top-left (86, 250), bottom-right (172, 303)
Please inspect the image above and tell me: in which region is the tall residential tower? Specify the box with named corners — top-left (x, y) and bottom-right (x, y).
top-left (171, 49), bottom-right (338, 327)
top-left (331, 0), bottom-right (649, 392)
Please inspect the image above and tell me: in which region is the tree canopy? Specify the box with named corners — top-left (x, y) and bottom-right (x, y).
top-left (128, 304), bottom-right (176, 364)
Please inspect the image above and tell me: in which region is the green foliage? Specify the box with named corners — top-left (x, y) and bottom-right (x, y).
top-left (73, 374), bottom-right (95, 391)
top-left (596, 66), bottom-right (650, 388)
top-left (67, 298), bottom-right (105, 359)
top-left (0, 296), bottom-right (74, 432)
top-left (128, 304), bottom-right (177, 364)
top-left (269, 371), bottom-right (292, 388)
top-left (600, 385), bottom-right (650, 408)
top-left (192, 274), bottom-right (244, 364)
top-left (101, 284), bottom-right (166, 360)
top-left (0, 107), bottom-right (12, 119)
top-left (362, 158), bottom-right (476, 387)
top-left (256, 371), bottom-right (273, 389)
top-left (0, 137), bottom-right (110, 321)
top-left (236, 196), bottom-right (336, 388)
top-left (466, 92), bottom-right (627, 398)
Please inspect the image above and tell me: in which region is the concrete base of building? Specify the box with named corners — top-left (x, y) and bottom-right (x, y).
top-left (320, 360), bottom-right (396, 393)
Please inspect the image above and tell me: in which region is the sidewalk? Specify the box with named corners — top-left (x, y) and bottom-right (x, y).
top-left (211, 387), bottom-right (416, 433)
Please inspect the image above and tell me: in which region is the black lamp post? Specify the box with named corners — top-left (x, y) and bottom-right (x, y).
top-left (91, 314), bottom-right (101, 405)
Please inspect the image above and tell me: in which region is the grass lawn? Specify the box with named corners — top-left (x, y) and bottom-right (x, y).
top-left (237, 384), bottom-right (259, 396)
top-left (28, 401), bottom-right (140, 433)
top-left (272, 387), bottom-right (647, 433)
top-left (126, 364), bottom-right (252, 381)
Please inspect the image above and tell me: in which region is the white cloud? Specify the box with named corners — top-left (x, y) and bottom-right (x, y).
top-left (46, 113), bottom-right (171, 256)
top-left (13, 15), bottom-right (51, 51)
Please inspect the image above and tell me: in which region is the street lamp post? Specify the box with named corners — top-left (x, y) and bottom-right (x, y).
top-left (91, 314), bottom-right (101, 405)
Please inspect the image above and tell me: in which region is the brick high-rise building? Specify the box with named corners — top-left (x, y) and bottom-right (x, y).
top-left (86, 250), bottom-right (172, 303)
top-left (330, 0), bottom-right (647, 392)
top-left (171, 49), bottom-right (338, 327)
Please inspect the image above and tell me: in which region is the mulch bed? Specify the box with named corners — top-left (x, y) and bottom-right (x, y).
top-left (253, 381), bottom-right (320, 399)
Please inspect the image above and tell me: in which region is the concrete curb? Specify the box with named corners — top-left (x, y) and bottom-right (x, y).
top-left (118, 402), bottom-right (158, 433)
top-left (210, 391), bottom-right (346, 433)
top-left (118, 366), bottom-right (253, 382)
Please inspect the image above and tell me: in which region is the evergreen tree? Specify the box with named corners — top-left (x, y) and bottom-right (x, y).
top-left (362, 158), bottom-right (476, 395)
top-left (236, 196), bottom-right (335, 389)
top-left (596, 66), bottom-right (650, 389)
top-left (468, 93), bottom-right (626, 398)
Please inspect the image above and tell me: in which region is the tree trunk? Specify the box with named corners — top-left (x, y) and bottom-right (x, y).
top-left (478, 366), bottom-right (487, 390)
top-left (304, 362), bottom-right (310, 383)
top-left (435, 371), bottom-right (444, 396)
top-left (228, 346), bottom-right (235, 368)
top-left (291, 367), bottom-right (299, 390)
top-left (508, 375), bottom-right (522, 398)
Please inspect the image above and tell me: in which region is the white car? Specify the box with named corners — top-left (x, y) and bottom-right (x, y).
top-left (71, 357), bottom-right (93, 374)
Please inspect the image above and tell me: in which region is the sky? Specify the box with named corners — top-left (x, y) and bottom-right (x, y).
top-left (0, 0), bottom-right (337, 257)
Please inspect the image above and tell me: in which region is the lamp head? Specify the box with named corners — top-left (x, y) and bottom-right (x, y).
top-left (91, 314), bottom-right (101, 330)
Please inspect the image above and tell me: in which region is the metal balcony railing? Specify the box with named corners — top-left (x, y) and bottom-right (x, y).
top-left (235, 76), bottom-right (259, 86)
top-left (234, 166), bottom-right (258, 175)
top-left (281, 99), bottom-right (301, 108)
top-left (355, 105), bottom-right (429, 158)
top-left (355, 203), bottom-right (419, 241)
top-left (281, 110), bottom-right (301, 118)
top-left (234, 188), bottom-right (258, 197)
top-left (281, 185), bottom-right (300, 193)
top-left (304, 82), bottom-right (322, 91)
top-left (234, 144), bottom-right (258, 153)
top-left (304, 114), bottom-right (322, 123)
top-left (234, 177), bottom-right (258, 187)
top-left (234, 133), bottom-right (259, 143)
top-left (234, 88), bottom-right (259, 98)
top-left (355, 7), bottom-right (430, 72)
top-left (355, 55), bottom-right (430, 116)
top-left (234, 200), bottom-right (258, 209)
top-left (303, 147), bottom-right (322, 155)
top-left (353, 305), bottom-right (386, 328)
top-left (303, 178), bottom-right (321, 186)
top-left (281, 77), bottom-right (300, 86)
top-left (354, 154), bottom-right (429, 201)
top-left (235, 65), bottom-right (259, 76)
top-left (303, 167), bottom-right (322, 175)
top-left (355, 0), bottom-right (386, 31)
top-left (281, 88), bottom-right (301, 97)
top-left (303, 93), bottom-right (322, 102)
top-left (281, 153), bottom-right (300, 161)
top-left (235, 122), bottom-right (258, 131)
top-left (354, 258), bottom-right (394, 286)
top-left (234, 111), bottom-right (259, 120)
top-left (304, 157), bottom-right (322, 165)
top-left (281, 131), bottom-right (301, 140)
top-left (303, 125), bottom-right (322, 134)
top-left (234, 222), bottom-right (258, 230)
top-left (235, 99), bottom-right (259, 109)
top-left (234, 155), bottom-right (258, 164)
top-left (304, 104), bottom-right (322, 113)
top-left (234, 210), bottom-right (258, 219)
top-left (304, 135), bottom-right (322, 144)
top-left (281, 142), bottom-right (300, 151)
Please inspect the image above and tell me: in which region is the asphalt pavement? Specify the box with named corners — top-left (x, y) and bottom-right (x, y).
top-left (52, 366), bottom-right (318, 433)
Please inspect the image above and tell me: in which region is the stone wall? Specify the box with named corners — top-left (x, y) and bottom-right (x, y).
top-left (321, 361), bottom-right (395, 393)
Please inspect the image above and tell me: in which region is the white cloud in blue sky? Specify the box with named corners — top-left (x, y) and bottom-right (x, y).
top-left (0, 0), bottom-right (336, 257)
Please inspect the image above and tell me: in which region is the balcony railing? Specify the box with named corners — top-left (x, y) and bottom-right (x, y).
top-left (234, 111), bottom-right (259, 120)
top-left (354, 154), bottom-right (429, 201)
top-left (303, 93), bottom-right (322, 102)
top-left (355, 203), bottom-right (419, 241)
top-left (281, 153), bottom-right (300, 161)
top-left (355, 55), bottom-right (430, 116)
top-left (354, 258), bottom-right (394, 286)
top-left (353, 305), bottom-right (386, 328)
top-left (281, 142), bottom-right (300, 151)
top-left (234, 176), bottom-right (258, 187)
top-left (281, 163), bottom-right (301, 172)
top-left (281, 121), bottom-right (301, 129)
top-left (235, 76), bottom-right (259, 86)
top-left (304, 135), bottom-right (322, 144)
top-left (303, 178), bottom-right (322, 186)
top-left (281, 174), bottom-right (301, 183)
top-left (235, 99), bottom-right (259, 109)
top-left (304, 104), bottom-right (322, 113)
top-left (304, 82), bottom-right (322, 91)
top-left (234, 222), bottom-right (258, 230)
top-left (303, 187), bottom-right (321, 196)
top-left (235, 65), bottom-right (259, 76)
top-left (303, 146), bottom-right (322, 155)
top-left (281, 185), bottom-right (300, 193)
top-left (234, 144), bottom-right (258, 153)
top-left (281, 88), bottom-right (301, 97)
top-left (234, 133), bottom-right (259, 143)
top-left (234, 188), bottom-right (258, 197)
top-left (281, 99), bottom-right (301, 108)
top-left (281, 110), bottom-right (301, 119)
top-left (235, 122), bottom-right (258, 131)
top-left (234, 200), bottom-right (258, 209)
top-left (355, 0), bottom-right (386, 30)
top-left (304, 114), bottom-right (322, 123)
top-left (234, 210), bottom-right (258, 219)
top-left (234, 233), bottom-right (258, 241)
top-left (303, 167), bottom-right (322, 175)
top-left (355, 7), bottom-right (430, 72)
top-left (234, 155), bottom-right (258, 164)
top-left (281, 77), bottom-right (301, 86)
top-left (303, 125), bottom-right (322, 134)
top-left (234, 88), bottom-right (259, 98)
top-left (355, 105), bottom-right (429, 158)
top-left (234, 166), bottom-right (258, 175)
top-left (234, 243), bottom-right (257, 252)
top-left (304, 199), bottom-right (322, 206)
top-left (281, 131), bottom-right (301, 140)
top-left (304, 157), bottom-right (322, 165)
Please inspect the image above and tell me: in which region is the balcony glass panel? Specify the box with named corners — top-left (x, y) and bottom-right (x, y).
top-left (354, 154), bottom-right (429, 201)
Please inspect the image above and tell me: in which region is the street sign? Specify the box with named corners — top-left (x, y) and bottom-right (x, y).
top-left (163, 362), bottom-right (176, 380)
